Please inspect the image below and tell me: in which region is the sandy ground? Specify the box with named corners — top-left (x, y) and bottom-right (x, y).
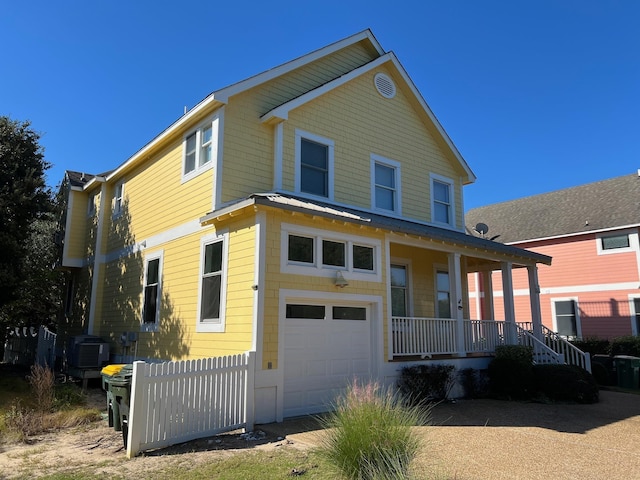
top-left (1, 388), bottom-right (639, 479)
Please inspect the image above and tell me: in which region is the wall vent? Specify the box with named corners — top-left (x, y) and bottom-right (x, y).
top-left (374, 73), bottom-right (396, 99)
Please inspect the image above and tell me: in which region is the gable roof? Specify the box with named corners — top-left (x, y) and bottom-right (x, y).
top-left (201, 193), bottom-right (551, 266)
top-left (465, 171), bottom-right (640, 244)
top-left (74, 29), bottom-right (474, 188)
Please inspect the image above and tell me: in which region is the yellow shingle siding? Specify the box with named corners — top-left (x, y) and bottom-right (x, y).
top-left (220, 42), bottom-right (380, 203)
top-left (64, 190), bottom-right (89, 262)
top-left (259, 208), bottom-right (388, 369)
top-left (280, 65), bottom-right (463, 225)
top-left (95, 211), bottom-right (257, 361)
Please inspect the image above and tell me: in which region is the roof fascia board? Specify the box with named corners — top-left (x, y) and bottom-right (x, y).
top-left (387, 52), bottom-right (476, 183)
top-left (261, 54), bottom-right (392, 123)
top-left (104, 98), bottom-right (225, 184)
top-left (100, 31), bottom-right (382, 186)
top-left (506, 223), bottom-right (640, 245)
top-left (213, 29), bottom-right (384, 104)
top-left (201, 194), bottom-right (550, 265)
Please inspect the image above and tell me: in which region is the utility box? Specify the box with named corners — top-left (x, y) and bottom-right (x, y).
top-left (613, 355), bottom-right (640, 389)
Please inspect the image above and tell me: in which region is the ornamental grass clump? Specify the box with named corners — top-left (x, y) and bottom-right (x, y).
top-left (319, 380), bottom-right (431, 480)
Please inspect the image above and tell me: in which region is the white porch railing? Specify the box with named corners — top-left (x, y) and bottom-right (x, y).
top-left (126, 351), bottom-right (255, 458)
top-left (392, 317), bottom-right (457, 356)
top-left (517, 322), bottom-right (591, 372)
top-left (391, 318), bottom-right (588, 371)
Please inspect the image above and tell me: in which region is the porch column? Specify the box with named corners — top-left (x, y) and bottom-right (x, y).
top-left (481, 270), bottom-right (494, 320)
top-left (528, 265), bottom-right (543, 341)
top-left (501, 262), bottom-right (516, 344)
top-left (449, 253), bottom-right (467, 357)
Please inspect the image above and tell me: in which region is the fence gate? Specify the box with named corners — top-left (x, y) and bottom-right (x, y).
top-left (126, 351), bottom-right (255, 458)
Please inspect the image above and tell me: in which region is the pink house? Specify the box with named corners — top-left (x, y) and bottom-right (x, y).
top-left (466, 171), bottom-right (640, 340)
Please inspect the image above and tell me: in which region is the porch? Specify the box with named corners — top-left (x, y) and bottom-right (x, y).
top-left (391, 317), bottom-right (591, 372)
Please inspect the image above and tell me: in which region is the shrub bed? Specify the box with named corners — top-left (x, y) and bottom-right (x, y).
top-left (396, 364), bottom-right (455, 405)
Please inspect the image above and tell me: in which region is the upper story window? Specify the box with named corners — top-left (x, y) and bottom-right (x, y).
top-left (295, 130), bottom-right (334, 200)
top-left (87, 193), bottom-right (97, 216)
top-left (371, 155), bottom-right (401, 213)
top-left (430, 174), bottom-right (455, 227)
top-left (597, 230), bottom-right (637, 255)
top-left (113, 182), bottom-right (124, 218)
top-left (183, 120), bottom-right (215, 181)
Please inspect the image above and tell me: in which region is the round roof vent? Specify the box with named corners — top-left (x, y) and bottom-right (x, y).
top-left (374, 73), bottom-right (396, 99)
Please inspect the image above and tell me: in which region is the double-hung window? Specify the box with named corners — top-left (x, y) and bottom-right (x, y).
top-left (113, 182), bottom-right (124, 217)
top-left (295, 130), bottom-right (334, 199)
top-left (372, 155), bottom-right (401, 213)
top-left (184, 119), bottom-right (215, 180)
top-left (553, 299), bottom-right (580, 338)
top-left (141, 253), bottom-right (163, 331)
top-left (197, 234), bottom-right (228, 332)
top-left (390, 264), bottom-right (408, 317)
top-left (436, 270), bottom-right (451, 318)
top-left (430, 174), bottom-right (454, 227)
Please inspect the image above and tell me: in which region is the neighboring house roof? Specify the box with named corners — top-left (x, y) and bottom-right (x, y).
top-left (65, 170), bottom-right (95, 188)
top-left (201, 193), bottom-right (552, 266)
top-left (465, 171), bottom-right (640, 244)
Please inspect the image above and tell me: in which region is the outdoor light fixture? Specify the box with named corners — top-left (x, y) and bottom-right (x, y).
top-left (335, 271), bottom-right (349, 288)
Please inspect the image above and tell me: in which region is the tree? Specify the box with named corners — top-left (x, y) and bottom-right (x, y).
top-left (0, 116), bottom-right (55, 340)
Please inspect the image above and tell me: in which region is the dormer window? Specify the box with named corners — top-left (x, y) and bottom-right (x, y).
top-left (295, 130), bottom-right (334, 200)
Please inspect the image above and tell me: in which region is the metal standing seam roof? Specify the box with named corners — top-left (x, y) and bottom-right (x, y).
top-left (465, 172), bottom-right (640, 244)
top-left (201, 193), bottom-right (552, 265)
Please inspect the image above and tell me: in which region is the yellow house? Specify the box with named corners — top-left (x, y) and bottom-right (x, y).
top-left (58, 30), bottom-right (553, 422)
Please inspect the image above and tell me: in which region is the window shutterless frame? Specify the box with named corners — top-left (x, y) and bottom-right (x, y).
top-left (430, 173), bottom-right (455, 227)
top-left (196, 232), bottom-right (229, 333)
top-left (371, 154), bottom-right (401, 214)
top-left (294, 129), bottom-right (334, 200)
top-left (141, 251), bottom-right (163, 332)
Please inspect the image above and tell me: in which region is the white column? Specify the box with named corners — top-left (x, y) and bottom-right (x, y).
top-left (449, 253), bottom-right (466, 357)
top-left (528, 265), bottom-right (543, 341)
top-left (501, 262), bottom-right (516, 344)
top-left (481, 270), bottom-right (495, 320)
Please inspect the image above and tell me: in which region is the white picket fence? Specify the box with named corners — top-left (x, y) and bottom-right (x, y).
top-left (126, 351), bottom-right (256, 458)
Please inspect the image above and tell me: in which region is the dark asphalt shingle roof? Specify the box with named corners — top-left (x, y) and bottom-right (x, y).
top-left (465, 172), bottom-right (640, 244)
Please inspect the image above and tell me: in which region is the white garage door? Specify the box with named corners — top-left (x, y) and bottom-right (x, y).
top-left (283, 302), bottom-right (371, 418)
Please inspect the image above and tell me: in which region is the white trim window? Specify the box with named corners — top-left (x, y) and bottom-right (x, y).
top-left (295, 130), bottom-right (334, 200)
top-left (596, 230), bottom-right (637, 255)
top-left (390, 264), bottom-right (408, 317)
top-left (281, 223), bottom-right (381, 282)
top-left (196, 232), bottom-right (229, 332)
top-left (630, 295), bottom-right (640, 336)
top-left (435, 268), bottom-right (451, 319)
top-left (113, 181), bottom-right (124, 218)
top-left (552, 298), bottom-right (581, 339)
top-left (371, 155), bottom-right (401, 213)
top-left (183, 118), bottom-right (216, 181)
top-left (87, 192), bottom-right (97, 216)
top-left (430, 174), bottom-right (455, 227)
top-left (141, 251), bottom-right (163, 332)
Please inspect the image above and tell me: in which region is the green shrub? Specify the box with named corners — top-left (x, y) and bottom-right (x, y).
top-left (487, 345), bottom-right (534, 399)
top-left (319, 380), bottom-right (430, 480)
top-left (532, 364), bottom-right (599, 403)
top-left (571, 337), bottom-right (611, 356)
top-left (610, 336), bottom-right (640, 357)
top-left (396, 364), bottom-right (455, 406)
top-left (459, 368), bottom-right (490, 399)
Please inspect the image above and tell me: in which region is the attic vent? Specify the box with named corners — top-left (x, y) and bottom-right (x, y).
top-left (374, 73), bottom-right (396, 99)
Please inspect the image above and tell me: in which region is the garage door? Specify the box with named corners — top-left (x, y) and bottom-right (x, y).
top-left (283, 302), bottom-right (371, 418)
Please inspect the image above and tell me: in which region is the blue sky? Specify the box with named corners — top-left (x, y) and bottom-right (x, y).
top-left (2, 1), bottom-right (638, 210)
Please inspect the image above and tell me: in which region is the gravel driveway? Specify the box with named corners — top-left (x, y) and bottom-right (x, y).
top-left (269, 389), bottom-right (640, 480)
